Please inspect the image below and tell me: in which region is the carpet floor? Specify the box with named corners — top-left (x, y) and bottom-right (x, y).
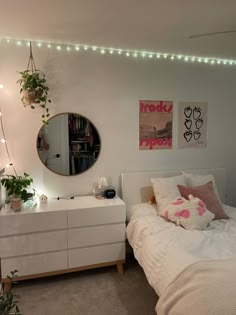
top-left (13, 256), bottom-right (157, 315)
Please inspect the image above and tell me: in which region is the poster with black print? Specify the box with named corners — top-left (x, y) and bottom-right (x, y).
top-left (178, 102), bottom-right (208, 148)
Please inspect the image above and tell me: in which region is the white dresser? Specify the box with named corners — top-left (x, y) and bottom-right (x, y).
top-left (0, 196), bottom-right (126, 282)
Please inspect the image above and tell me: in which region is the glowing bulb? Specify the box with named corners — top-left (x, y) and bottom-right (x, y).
top-left (0, 84), bottom-right (3, 89)
top-left (149, 54), bottom-right (153, 58)
top-left (156, 54), bottom-right (160, 58)
top-left (92, 46), bottom-right (97, 51)
top-left (109, 50), bottom-right (114, 54)
top-left (163, 54), bottom-right (168, 58)
top-left (118, 50), bottom-right (122, 54)
top-left (100, 49), bottom-right (105, 54)
top-left (177, 55), bottom-right (182, 59)
top-left (66, 46), bottom-right (71, 51)
top-left (37, 42), bottom-right (42, 47)
top-left (184, 57), bottom-right (189, 61)
top-left (0, 112), bottom-right (2, 116)
top-left (126, 52), bottom-right (130, 57)
top-left (83, 46), bottom-right (88, 50)
top-left (191, 58), bottom-right (196, 62)
top-left (17, 41), bottom-right (22, 46)
top-left (198, 58), bottom-right (202, 62)
top-left (56, 46), bottom-right (61, 50)
top-left (75, 46), bottom-right (80, 51)
top-left (47, 44), bottom-right (51, 48)
top-left (133, 53), bottom-right (138, 57)
top-left (1, 138), bottom-right (6, 143)
top-left (170, 56), bottom-right (175, 60)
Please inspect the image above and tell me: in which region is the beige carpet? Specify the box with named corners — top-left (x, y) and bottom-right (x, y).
top-left (13, 256), bottom-right (157, 315)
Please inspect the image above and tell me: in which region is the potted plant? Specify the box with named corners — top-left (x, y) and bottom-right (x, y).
top-left (17, 42), bottom-right (51, 124)
top-left (0, 270), bottom-right (21, 315)
top-left (1, 173), bottom-right (33, 211)
top-left (17, 69), bottom-right (51, 124)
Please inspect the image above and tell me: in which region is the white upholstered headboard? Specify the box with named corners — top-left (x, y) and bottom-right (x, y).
top-left (121, 168), bottom-right (226, 210)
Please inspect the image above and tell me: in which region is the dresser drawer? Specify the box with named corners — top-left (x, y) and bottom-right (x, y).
top-left (68, 243), bottom-right (125, 268)
top-left (1, 250), bottom-right (67, 278)
top-left (0, 211), bottom-right (67, 236)
top-left (68, 223), bottom-right (125, 249)
top-left (0, 230), bottom-right (67, 258)
top-left (68, 205), bottom-right (126, 228)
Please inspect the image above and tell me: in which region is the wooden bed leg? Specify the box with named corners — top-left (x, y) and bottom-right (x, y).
top-left (117, 263), bottom-right (124, 274)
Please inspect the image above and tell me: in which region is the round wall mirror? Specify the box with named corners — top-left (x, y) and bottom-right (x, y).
top-left (37, 113), bottom-right (101, 176)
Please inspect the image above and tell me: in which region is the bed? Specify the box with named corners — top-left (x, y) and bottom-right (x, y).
top-left (121, 168), bottom-right (236, 315)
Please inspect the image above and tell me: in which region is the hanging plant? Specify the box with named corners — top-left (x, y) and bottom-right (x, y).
top-left (17, 42), bottom-right (51, 124)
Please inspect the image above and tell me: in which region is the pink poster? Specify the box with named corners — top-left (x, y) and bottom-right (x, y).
top-left (139, 100), bottom-right (173, 150)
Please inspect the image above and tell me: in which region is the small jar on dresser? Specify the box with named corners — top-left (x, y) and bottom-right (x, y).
top-left (0, 195), bottom-right (126, 284)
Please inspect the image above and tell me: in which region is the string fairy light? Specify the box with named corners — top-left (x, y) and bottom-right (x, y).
top-left (1, 36), bottom-right (236, 68)
top-left (0, 85), bottom-right (17, 176)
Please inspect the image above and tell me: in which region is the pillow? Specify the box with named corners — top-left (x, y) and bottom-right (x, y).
top-left (161, 196), bottom-right (215, 230)
top-left (177, 181), bottom-right (229, 220)
top-left (151, 175), bottom-right (187, 212)
top-left (182, 172), bottom-right (222, 203)
top-left (127, 202), bottom-right (158, 221)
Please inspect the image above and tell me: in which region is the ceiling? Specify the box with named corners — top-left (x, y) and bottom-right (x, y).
top-left (1, 0), bottom-right (236, 59)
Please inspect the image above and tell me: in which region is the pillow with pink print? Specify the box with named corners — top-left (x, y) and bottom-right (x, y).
top-left (160, 196), bottom-right (215, 230)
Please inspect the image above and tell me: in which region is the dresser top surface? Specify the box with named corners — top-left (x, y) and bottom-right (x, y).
top-left (0, 195), bottom-right (125, 216)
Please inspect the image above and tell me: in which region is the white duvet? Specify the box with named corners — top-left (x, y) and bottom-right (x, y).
top-left (126, 204), bottom-right (236, 298)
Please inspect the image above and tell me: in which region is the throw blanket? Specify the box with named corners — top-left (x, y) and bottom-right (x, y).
top-left (127, 214), bottom-right (236, 296)
top-left (156, 259), bottom-right (236, 315)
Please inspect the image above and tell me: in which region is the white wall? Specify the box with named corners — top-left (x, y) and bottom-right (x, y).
top-left (1, 42), bottom-right (236, 204)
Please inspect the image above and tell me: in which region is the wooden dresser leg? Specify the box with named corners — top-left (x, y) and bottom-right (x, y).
top-left (117, 263), bottom-right (124, 274)
top-left (2, 280), bottom-right (11, 293)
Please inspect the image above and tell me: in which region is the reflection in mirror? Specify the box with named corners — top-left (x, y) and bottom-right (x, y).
top-left (37, 113), bottom-right (101, 175)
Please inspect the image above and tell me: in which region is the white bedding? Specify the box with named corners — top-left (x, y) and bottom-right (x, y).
top-left (126, 204), bottom-right (236, 310)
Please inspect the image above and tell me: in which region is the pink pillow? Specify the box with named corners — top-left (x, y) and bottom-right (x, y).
top-left (177, 181), bottom-right (229, 220)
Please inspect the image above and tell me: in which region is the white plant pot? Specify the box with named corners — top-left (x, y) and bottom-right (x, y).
top-left (11, 198), bottom-right (22, 212)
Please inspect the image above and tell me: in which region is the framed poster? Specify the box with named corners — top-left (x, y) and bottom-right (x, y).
top-left (139, 100), bottom-right (173, 150)
top-left (178, 102), bottom-right (208, 148)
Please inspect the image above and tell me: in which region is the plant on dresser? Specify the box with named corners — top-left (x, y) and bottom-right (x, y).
top-left (1, 173), bottom-right (33, 211)
top-left (0, 270), bottom-right (21, 315)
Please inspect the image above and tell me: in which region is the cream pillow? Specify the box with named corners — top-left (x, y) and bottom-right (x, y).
top-left (182, 172), bottom-right (222, 203)
top-left (151, 175), bottom-right (187, 212)
top-left (161, 196), bottom-right (215, 230)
